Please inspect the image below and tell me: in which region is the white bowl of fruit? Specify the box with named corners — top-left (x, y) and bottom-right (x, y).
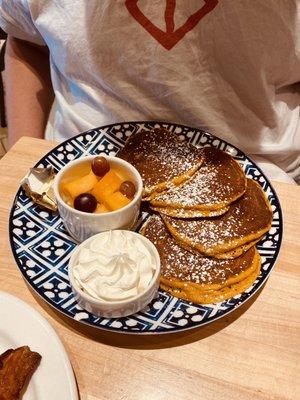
top-left (53, 155), bottom-right (143, 243)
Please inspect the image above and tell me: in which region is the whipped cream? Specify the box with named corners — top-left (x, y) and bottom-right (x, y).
top-left (73, 231), bottom-right (157, 302)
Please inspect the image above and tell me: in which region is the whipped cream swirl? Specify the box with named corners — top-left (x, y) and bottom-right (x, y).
top-left (73, 231), bottom-right (157, 302)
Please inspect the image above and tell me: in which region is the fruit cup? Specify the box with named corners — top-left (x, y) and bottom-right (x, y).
top-left (53, 156), bottom-right (143, 243)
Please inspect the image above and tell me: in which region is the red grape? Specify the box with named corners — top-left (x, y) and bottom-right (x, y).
top-left (74, 193), bottom-right (97, 213)
top-left (92, 156), bottom-right (110, 177)
top-left (119, 181), bottom-right (136, 198)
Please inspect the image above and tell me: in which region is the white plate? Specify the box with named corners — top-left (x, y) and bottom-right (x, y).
top-left (0, 291), bottom-right (78, 400)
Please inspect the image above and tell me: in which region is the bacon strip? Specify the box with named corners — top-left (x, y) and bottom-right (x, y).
top-left (0, 346), bottom-right (41, 400)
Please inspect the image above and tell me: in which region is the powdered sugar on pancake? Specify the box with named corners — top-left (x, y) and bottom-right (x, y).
top-left (142, 215), bottom-right (255, 285)
top-left (118, 128), bottom-right (203, 189)
top-left (162, 179), bottom-right (273, 251)
top-left (151, 147), bottom-right (246, 208)
top-left (153, 168), bottom-right (223, 207)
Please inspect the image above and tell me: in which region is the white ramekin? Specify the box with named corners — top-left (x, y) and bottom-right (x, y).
top-left (68, 230), bottom-right (161, 318)
top-left (53, 156), bottom-right (143, 243)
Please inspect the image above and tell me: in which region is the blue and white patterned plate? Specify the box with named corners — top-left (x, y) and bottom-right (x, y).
top-left (9, 121), bottom-right (282, 334)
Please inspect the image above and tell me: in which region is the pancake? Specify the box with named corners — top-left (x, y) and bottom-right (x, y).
top-left (160, 261), bottom-right (260, 304)
top-left (118, 128), bottom-right (204, 197)
top-left (150, 146), bottom-right (246, 210)
top-left (161, 179), bottom-right (273, 257)
top-left (141, 215), bottom-right (260, 304)
top-left (150, 205), bottom-right (230, 218)
top-left (172, 231), bottom-right (261, 260)
top-left (213, 238), bottom-right (261, 259)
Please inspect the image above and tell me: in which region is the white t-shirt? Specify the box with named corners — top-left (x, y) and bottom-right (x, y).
top-left (1, 0), bottom-right (299, 183)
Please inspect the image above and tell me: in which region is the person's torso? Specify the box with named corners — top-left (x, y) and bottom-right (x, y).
top-left (29, 0), bottom-right (300, 178)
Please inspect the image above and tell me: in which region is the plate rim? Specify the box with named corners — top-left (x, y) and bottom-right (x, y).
top-left (0, 290), bottom-right (79, 399)
top-left (8, 120), bottom-right (283, 335)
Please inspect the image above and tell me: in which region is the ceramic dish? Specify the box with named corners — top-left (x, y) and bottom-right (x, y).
top-left (0, 291), bottom-right (78, 399)
top-left (68, 230), bottom-right (161, 318)
top-left (53, 155), bottom-right (143, 242)
top-left (9, 121), bottom-right (283, 334)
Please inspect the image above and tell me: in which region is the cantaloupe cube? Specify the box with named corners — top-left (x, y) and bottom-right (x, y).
top-left (61, 170), bottom-right (98, 198)
top-left (60, 169), bottom-right (98, 199)
top-left (91, 170), bottom-right (122, 203)
top-left (94, 203), bottom-right (109, 214)
top-left (104, 191), bottom-right (131, 211)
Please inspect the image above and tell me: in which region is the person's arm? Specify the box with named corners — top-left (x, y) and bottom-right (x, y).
top-left (4, 36), bottom-right (54, 147)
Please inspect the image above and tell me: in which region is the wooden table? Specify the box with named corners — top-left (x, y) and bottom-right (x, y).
top-left (0, 137), bottom-right (299, 400)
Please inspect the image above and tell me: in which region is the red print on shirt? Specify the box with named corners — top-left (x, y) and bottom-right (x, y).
top-left (125, 0), bottom-right (218, 50)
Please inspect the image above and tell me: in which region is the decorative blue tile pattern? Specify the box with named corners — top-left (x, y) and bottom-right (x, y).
top-left (9, 121), bottom-right (283, 334)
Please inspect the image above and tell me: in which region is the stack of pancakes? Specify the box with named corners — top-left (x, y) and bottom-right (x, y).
top-left (119, 128), bottom-right (273, 304)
